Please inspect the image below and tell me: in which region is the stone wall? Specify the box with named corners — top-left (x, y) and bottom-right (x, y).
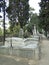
top-left (0, 47), bottom-right (39, 60)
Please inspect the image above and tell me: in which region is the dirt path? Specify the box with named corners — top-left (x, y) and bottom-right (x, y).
top-left (38, 39), bottom-right (49, 65)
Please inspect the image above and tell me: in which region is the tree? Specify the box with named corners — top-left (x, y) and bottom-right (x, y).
top-left (30, 13), bottom-right (39, 25)
top-left (0, 28), bottom-right (3, 36)
top-left (29, 7), bottom-right (35, 20)
top-left (28, 13), bottom-right (39, 34)
top-left (39, 0), bottom-right (49, 36)
top-left (6, 0), bottom-right (29, 28)
top-left (13, 23), bottom-right (20, 37)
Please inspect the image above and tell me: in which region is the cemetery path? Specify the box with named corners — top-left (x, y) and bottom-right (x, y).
top-left (38, 38), bottom-right (49, 65)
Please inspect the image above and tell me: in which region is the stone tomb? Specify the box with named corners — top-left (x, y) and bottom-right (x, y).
top-left (0, 37), bottom-right (41, 60)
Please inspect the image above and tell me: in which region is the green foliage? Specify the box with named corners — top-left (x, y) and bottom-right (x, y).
top-left (38, 27), bottom-right (42, 34)
top-left (39, 0), bottom-right (49, 33)
top-left (8, 21), bottom-right (21, 37)
top-left (0, 28), bottom-right (3, 36)
top-left (23, 13), bottom-right (40, 35)
top-left (23, 23), bottom-right (33, 35)
top-left (23, 25), bottom-right (27, 32)
top-left (29, 13), bottom-right (39, 34)
top-left (23, 30), bottom-right (31, 38)
top-left (27, 23), bottom-right (33, 34)
top-left (30, 13), bottom-right (39, 25)
top-left (6, 0), bottom-right (29, 28)
top-left (13, 24), bottom-right (20, 37)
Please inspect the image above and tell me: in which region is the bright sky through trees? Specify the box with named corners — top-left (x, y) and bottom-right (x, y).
top-left (6, 0), bottom-right (41, 14)
top-left (29, 0), bottom-right (41, 14)
top-left (0, 0), bottom-right (41, 22)
top-left (0, 0), bottom-right (41, 17)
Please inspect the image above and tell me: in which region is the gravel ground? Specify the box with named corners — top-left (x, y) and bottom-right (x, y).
top-left (38, 39), bottom-right (49, 65)
top-left (0, 55), bottom-right (29, 65)
top-left (0, 54), bottom-right (38, 65)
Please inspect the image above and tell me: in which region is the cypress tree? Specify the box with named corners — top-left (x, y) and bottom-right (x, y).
top-left (6, 0), bottom-right (29, 28)
top-left (39, 0), bottom-right (49, 35)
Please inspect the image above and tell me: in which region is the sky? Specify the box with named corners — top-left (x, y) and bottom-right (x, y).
top-left (29, 0), bottom-right (41, 14)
